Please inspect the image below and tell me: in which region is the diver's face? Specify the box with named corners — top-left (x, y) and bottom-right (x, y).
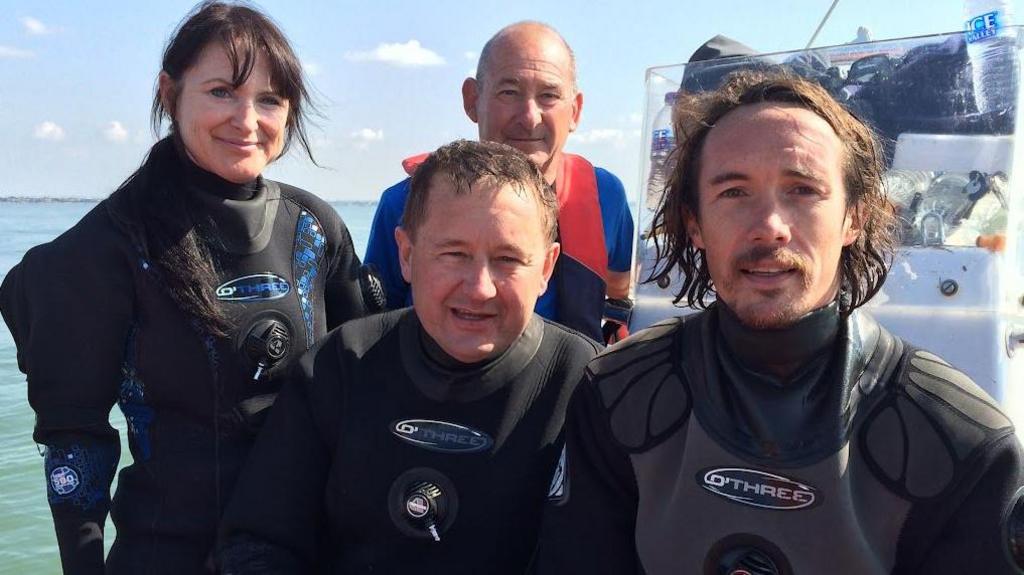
top-left (396, 176), bottom-right (559, 363)
top-left (688, 103), bottom-right (859, 328)
top-left (462, 26), bottom-right (581, 184)
top-left (162, 43), bottom-right (289, 183)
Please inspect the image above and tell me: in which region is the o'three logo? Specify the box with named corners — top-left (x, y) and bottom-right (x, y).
top-left (215, 273), bottom-right (291, 302)
top-left (698, 467), bottom-right (819, 510)
top-left (391, 419), bottom-right (493, 454)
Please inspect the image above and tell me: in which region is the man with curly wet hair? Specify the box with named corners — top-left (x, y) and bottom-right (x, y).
top-left (536, 71), bottom-right (1024, 575)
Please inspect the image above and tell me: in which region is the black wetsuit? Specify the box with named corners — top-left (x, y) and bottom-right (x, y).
top-left (537, 302), bottom-right (1024, 574)
top-left (0, 140), bottom-right (368, 574)
top-left (217, 309), bottom-right (600, 574)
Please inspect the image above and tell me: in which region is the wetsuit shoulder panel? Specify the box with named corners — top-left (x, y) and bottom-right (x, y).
top-left (861, 347), bottom-right (1015, 501)
top-left (588, 317), bottom-right (690, 453)
top-left (276, 181), bottom-right (368, 329)
top-left (333, 308), bottom-right (405, 360)
top-left (905, 349), bottom-right (1013, 433)
top-left (275, 181), bottom-right (337, 222)
top-left (274, 181), bottom-right (347, 265)
top-left (884, 352), bottom-right (1024, 573)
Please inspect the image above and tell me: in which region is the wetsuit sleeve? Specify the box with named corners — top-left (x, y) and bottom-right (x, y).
top-left (595, 168), bottom-right (635, 273)
top-left (911, 434), bottom-right (1024, 574)
top-left (535, 380), bottom-right (644, 574)
top-left (218, 343), bottom-right (339, 573)
top-left (363, 180), bottom-right (410, 310)
top-left (322, 211), bottom-right (369, 329)
top-left (0, 218), bottom-right (131, 574)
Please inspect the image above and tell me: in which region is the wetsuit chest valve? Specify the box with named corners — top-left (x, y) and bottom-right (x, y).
top-left (243, 318), bottom-right (291, 381)
top-left (404, 481), bottom-right (446, 542)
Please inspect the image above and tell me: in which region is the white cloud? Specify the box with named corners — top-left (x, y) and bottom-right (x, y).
top-left (344, 40), bottom-right (445, 67)
top-left (569, 128), bottom-right (642, 148)
top-left (463, 51), bottom-right (478, 61)
top-left (628, 112), bottom-right (644, 125)
top-left (0, 45), bottom-right (34, 59)
top-left (34, 121), bottom-right (66, 142)
top-left (570, 129), bottom-right (626, 144)
top-left (103, 121), bottom-right (129, 142)
top-left (21, 17), bottom-right (54, 35)
top-left (350, 128), bottom-right (383, 142)
top-left (303, 61), bottom-right (321, 77)
top-left (349, 128), bottom-right (383, 150)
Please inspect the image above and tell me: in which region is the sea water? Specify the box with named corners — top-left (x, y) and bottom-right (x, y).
top-left (0, 201), bottom-right (377, 572)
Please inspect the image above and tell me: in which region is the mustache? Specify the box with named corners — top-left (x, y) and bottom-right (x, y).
top-left (733, 246), bottom-right (810, 273)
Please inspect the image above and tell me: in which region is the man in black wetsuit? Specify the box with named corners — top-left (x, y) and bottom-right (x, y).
top-left (218, 140), bottom-right (601, 574)
top-left (536, 71), bottom-right (1024, 574)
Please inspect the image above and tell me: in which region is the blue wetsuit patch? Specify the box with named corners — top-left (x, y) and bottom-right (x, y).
top-left (44, 443), bottom-right (118, 510)
top-left (293, 210), bottom-right (327, 348)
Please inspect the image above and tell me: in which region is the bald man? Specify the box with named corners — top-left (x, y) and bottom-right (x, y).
top-left (365, 21), bottom-right (635, 344)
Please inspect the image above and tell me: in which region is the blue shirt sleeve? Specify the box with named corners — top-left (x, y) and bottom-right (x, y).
top-left (364, 178), bottom-right (413, 310)
top-left (595, 168), bottom-right (635, 273)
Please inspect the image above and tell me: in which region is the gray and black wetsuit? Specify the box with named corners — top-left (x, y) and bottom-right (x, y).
top-left (218, 309), bottom-right (600, 574)
top-left (0, 138), bottom-right (369, 574)
top-left (537, 303), bottom-right (1024, 574)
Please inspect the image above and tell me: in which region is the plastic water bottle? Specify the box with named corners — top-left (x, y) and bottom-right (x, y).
top-left (646, 91), bottom-right (677, 212)
top-left (964, 0), bottom-right (1016, 114)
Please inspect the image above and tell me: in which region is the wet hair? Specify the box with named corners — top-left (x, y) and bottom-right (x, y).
top-left (403, 139), bottom-right (558, 243)
top-left (476, 21), bottom-right (578, 93)
top-left (648, 70), bottom-right (898, 312)
top-left (108, 1), bottom-right (316, 336)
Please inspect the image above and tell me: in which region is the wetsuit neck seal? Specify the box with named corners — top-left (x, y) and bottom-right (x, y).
top-left (684, 305), bottom-right (901, 467)
top-left (399, 311), bottom-right (544, 403)
top-left (717, 300), bottom-right (840, 380)
top-left (174, 145), bottom-right (279, 255)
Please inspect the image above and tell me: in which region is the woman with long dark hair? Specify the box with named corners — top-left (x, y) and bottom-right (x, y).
top-left (0, 2), bottom-right (372, 572)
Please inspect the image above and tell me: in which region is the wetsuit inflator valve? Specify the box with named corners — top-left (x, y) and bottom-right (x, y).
top-left (705, 535), bottom-right (789, 575)
top-left (716, 546), bottom-right (781, 575)
top-left (243, 318), bottom-right (291, 381)
top-left (404, 481), bottom-right (446, 542)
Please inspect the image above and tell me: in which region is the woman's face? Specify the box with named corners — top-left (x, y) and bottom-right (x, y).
top-left (163, 43), bottom-right (290, 183)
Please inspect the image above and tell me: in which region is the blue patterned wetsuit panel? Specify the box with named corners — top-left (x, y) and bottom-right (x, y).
top-left (293, 210), bottom-right (327, 348)
top-left (118, 324), bottom-right (154, 461)
top-left (44, 443), bottom-right (118, 510)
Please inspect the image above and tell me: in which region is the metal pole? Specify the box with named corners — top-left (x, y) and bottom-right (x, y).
top-left (806, 0), bottom-right (842, 49)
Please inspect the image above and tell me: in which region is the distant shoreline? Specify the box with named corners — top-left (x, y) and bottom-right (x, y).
top-left (0, 196), bottom-right (99, 203)
top-left (0, 196), bottom-right (378, 206)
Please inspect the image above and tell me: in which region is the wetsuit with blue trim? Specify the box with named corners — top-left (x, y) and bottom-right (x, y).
top-left (536, 302), bottom-right (1024, 574)
top-left (217, 309), bottom-right (600, 574)
top-left (365, 153), bottom-right (634, 342)
top-left (0, 137), bottom-right (368, 574)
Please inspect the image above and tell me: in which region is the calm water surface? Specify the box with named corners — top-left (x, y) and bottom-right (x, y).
top-left (0, 201), bottom-right (375, 573)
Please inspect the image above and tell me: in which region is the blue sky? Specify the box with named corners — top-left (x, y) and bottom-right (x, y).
top-left (0, 0), bottom-right (1002, 201)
